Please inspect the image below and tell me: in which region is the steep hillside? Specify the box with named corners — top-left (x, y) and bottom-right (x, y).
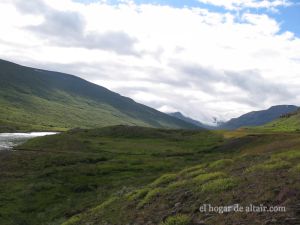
top-left (220, 105), bottom-right (298, 130)
top-left (0, 59), bottom-right (197, 131)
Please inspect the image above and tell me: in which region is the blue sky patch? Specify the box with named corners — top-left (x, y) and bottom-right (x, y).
top-left (74, 0), bottom-right (300, 37)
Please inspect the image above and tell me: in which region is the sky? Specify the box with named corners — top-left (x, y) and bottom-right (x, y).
top-left (0, 0), bottom-right (300, 124)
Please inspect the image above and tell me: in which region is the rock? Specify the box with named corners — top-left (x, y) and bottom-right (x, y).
top-left (174, 202), bottom-right (181, 207)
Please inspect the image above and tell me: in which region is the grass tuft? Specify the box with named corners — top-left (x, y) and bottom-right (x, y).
top-left (247, 159), bottom-right (291, 173)
top-left (127, 188), bottom-right (150, 201)
top-left (165, 180), bottom-right (189, 192)
top-left (201, 177), bottom-right (238, 193)
top-left (160, 214), bottom-right (190, 225)
top-left (150, 174), bottom-right (177, 188)
top-left (179, 164), bottom-right (205, 175)
top-left (61, 216), bottom-right (81, 225)
top-left (209, 159), bottom-right (234, 170)
top-left (137, 188), bottom-right (163, 208)
top-left (193, 172), bottom-right (227, 184)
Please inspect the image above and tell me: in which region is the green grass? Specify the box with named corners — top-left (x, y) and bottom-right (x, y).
top-left (1, 125), bottom-right (300, 225)
top-left (127, 188), bottom-right (150, 201)
top-left (179, 164), bottom-right (205, 175)
top-left (149, 174), bottom-right (178, 188)
top-left (160, 215), bottom-right (191, 225)
top-left (208, 159), bottom-right (234, 170)
top-left (137, 188), bottom-right (163, 208)
top-left (193, 172), bottom-right (227, 184)
top-left (0, 88), bottom-right (148, 132)
top-left (64, 131), bottom-right (300, 225)
top-left (259, 110), bottom-right (300, 132)
top-left (0, 59), bottom-right (198, 131)
top-left (246, 159), bottom-right (292, 173)
top-left (183, 168), bottom-right (206, 178)
top-left (0, 126), bottom-right (222, 225)
top-left (272, 150), bottom-right (300, 160)
top-left (290, 163), bottom-right (300, 173)
top-left (200, 177), bottom-right (238, 192)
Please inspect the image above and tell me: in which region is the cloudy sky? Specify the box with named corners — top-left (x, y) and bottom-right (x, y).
top-left (1, 0), bottom-right (300, 124)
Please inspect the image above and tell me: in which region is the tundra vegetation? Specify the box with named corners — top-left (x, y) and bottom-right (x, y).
top-left (0, 125), bottom-right (299, 225)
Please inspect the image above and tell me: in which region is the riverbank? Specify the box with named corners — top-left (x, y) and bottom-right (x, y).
top-left (0, 132), bottom-right (57, 150)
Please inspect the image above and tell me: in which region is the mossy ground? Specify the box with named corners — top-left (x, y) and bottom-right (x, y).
top-left (63, 130), bottom-right (300, 225)
top-left (0, 126), bottom-right (222, 225)
top-left (1, 126), bottom-right (299, 225)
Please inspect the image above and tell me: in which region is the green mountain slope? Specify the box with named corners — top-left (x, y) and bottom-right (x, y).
top-left (220, 105), bottom-right (299, 130)
top-left (261, 109), bottom-right (300, 132)
top-left (0, 59), bottom-right (198, 131)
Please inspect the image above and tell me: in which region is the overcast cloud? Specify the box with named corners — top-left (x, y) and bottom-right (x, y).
top-left (0, 0), bottom-right (300, 124)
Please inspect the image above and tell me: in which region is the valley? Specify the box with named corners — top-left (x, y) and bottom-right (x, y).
top-left (0, 126), bottom-right (299, 225)
top-left (0, 59), bottom-right (299, 225)
top-left (1, 0), bottom-right (300, 224)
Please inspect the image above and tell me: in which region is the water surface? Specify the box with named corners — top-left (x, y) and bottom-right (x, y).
top-left (0, 132), bottom-right (57, 150)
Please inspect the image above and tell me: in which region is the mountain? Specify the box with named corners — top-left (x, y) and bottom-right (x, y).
top-left (168, 112), bottom-right (210, 129)
top-left (0, 59), bottom-right (198, 131)
top-left (220, 105), bottom-right (299, 130)
top-left (261, 109), bottom-right (300, 131)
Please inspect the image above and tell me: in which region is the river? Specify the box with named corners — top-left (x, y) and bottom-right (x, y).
top-left (0, 132), bottom-right (57, 150)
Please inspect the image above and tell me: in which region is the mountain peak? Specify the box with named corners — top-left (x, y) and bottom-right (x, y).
top-left (168, 112), bottom-right (213, 129)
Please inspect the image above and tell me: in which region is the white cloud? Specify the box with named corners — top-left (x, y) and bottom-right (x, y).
top-left (0, 0), bottom-right (300, 124)
top-left (197, 0), bottom-right (292, 11)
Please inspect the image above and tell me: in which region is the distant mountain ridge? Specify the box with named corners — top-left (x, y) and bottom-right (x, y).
top-left (220, 105), bottom-right (299, 130)
top-left (0, 59), bottom-right (198, 131)
top-left (168, 112), bottom-right (213, 129)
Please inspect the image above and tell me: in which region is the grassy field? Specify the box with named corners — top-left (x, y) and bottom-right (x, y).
top-left (0, 126), bottom-right (299, 225)
top-left (0, 126), bottom-right (222, 225)
top-left (61, 129), bottom-right (300, 225)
